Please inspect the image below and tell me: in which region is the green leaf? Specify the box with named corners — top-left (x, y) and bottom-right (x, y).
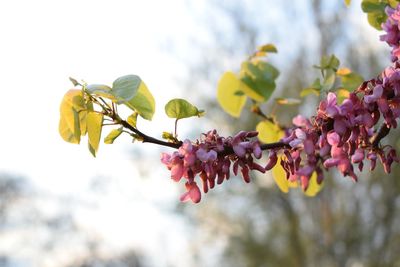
top-left (322, 70), bottom-right (336, 91)
top-left (361, 0), bottom-right (387, 12)
top-left (275, 97), bottom-right (301, 105)
top-left (240, 60), bottom-right (279, 102)
top-left (162, 132), bottom-right (176, 142)
top-left (257, 44), bottom-right (278, 53)
top-left (87, 75), bottom-right (155, 120)
top-left (319, 55), bottom-right (340, 71)
top-left (367, 11), bottom-right (387, 30)
top-left (301, 78), bottom-right (322, 97)
top-left (165, 98), bottom-right (203, 119)
top-left (339, 72), bottom-right (364, 91)
top-left (389, 0), bottom-right (400, 8)
top-left (112, 74), bottom-right (141, 102)
top-left (361, 0), bottom-right (388, 30)
top-left (104, 128), bottom-right (123, 144)
top-left (300, 88), bottom-right (320, 97)
top-left (69, 77), bottom-right (80, 86)
top-left (87, 112), bottom-right (103, 157)
top-left (59, 90), bottom-right (84, 144)
top-left (234, 90), bottom-right (245, 96)
top-left (217, 72), bottom-right (247, 117)
top-left (124, 81), bottom-right (155, 120)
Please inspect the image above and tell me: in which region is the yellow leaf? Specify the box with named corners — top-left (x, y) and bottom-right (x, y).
top-left (104, 128), bottom-right (123, 144)
top-left (304, 171), bottom-right (324, 197)
top-left (337, 88), bottom-right (350, 104)
top-left (59, 90), bottom-right (83, 144)
top-left (271, 158), bottom-right (289, 193)
top-left (389, 0), bottom-right (399, 8)
top-left (288, 179), bottom-right (299, 188)
top-left (79, 111), bottom-right (87, 136)
top-left (217, 72), bottom-right (247, 117)
top-left (256, 120), bottom-right (284, 144)
top-left (87, 112), bottom-right (103, 157)
top-left (336, 67), bottom-right (351, 76)
top-left (127, 112), bottom-right (138, 128)
top-left (258, 120), bottom-right (291, 193)
top-left (275, 97), bottom-right (301, 105)
top-left (59, 115), bottom-right (79, 143)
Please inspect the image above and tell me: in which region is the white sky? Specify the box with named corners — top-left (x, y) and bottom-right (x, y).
top-left (0, 0), bottom-right (203, 266)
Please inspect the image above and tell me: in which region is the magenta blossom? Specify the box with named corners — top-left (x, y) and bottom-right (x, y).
top-left (161, 130), bottom-right (264, 203)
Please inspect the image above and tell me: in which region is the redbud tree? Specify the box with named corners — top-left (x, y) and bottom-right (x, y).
top-left (59, 0), bottom-right (400, 203)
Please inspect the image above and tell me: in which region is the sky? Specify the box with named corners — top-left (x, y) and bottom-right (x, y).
top-left (0, 0), bottom-right (202, 266)
top-left (0, 0), bottom-right (385, 266)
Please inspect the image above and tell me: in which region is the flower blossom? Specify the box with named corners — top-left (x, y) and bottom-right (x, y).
top-left (161, 130), bottom-right (264, 203)
top-left (381, 5), bottom-right (400, 61)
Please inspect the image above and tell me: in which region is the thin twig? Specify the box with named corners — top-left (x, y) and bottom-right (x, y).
top-left (371, 123), bottom-right (391, 148)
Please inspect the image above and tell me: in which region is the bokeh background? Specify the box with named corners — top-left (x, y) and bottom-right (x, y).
top-left (1, 0), bottom-right (399, 266)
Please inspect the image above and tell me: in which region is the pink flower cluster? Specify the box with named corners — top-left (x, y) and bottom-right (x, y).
top-left (264, 63), bottom-right (400, 190)
top-left (381, 5), bottom-right (400, 61)
top-left (161, 130), bottom-right (264, 203)
top-left (161, 4), bottom-right (400, 203)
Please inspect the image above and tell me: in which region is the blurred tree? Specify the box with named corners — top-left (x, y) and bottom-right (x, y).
top-left (178, 0), bottom-right (400, 266)
top-left (0, 174), bottom-right (148, 267)
top-left (67, 250), bottom-right (144, 267)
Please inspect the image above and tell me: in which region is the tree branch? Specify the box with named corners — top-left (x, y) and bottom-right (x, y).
top-left (118, 114), bottom-right (290, 154)
top-left (371, 123), bottom-right (391, 148)
top-left (119, 119), bottom-right (183, 149)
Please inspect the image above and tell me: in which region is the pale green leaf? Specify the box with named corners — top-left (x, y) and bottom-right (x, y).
top-left (322, 71), bottom-right (336, 91)
top-left (165, 98), bottom-right (202, 119)
top-left (112, 75), bottom-right (141, 102)
top-left (86, 84), bottom-right (115, 100)
top-left (301, 78), bottom-right (322, 97)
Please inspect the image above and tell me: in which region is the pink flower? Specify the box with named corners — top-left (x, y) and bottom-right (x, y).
top-left (161, 130), bottom-right (265, 203)
top-left (180, 182), bottom-right (201, 203)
